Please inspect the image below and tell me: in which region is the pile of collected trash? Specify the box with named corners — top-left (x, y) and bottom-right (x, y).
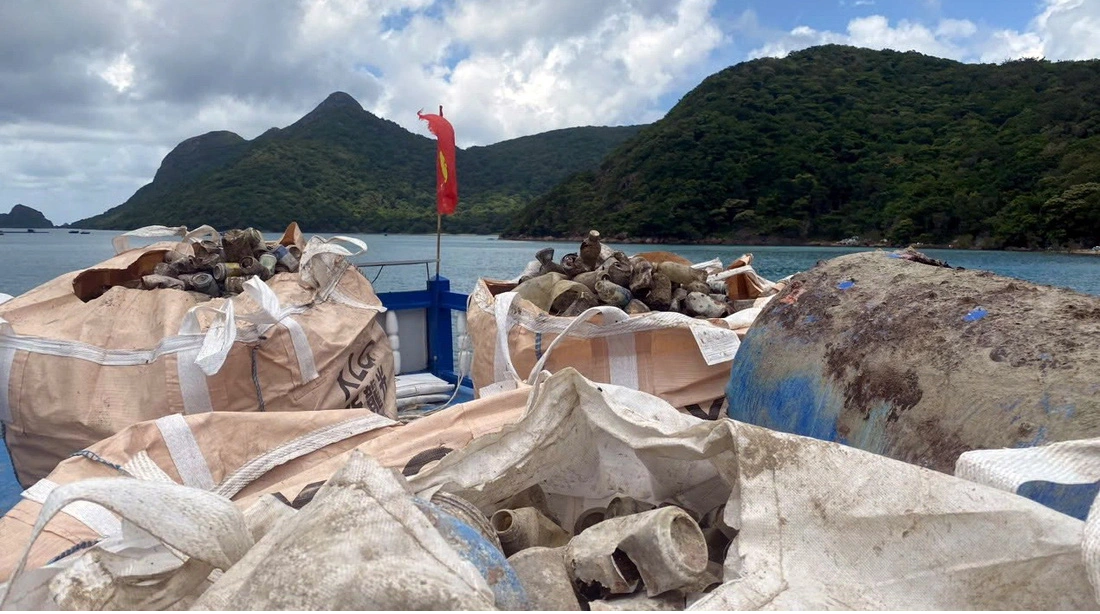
top-left (461, 488), bottom-right (727, 610)
top-left (512, 230), bottom-right (778, 318)
top-left (133, 227), bottom-right (302, 297)
top-left (0, 223), bottom-right (395, 486)
top-left (2, 369), bottom-right (1095, 610)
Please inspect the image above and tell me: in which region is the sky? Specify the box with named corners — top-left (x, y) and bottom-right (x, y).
top-left (2, 0), bottom-right (1099, 224)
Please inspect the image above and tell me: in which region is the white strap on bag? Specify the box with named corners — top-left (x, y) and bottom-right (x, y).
top-left (1087, 492), bottom-right (1100, 604)
top-left (174, 304), bottom-right (227, 414)
top-left (20, 479), bottom-right (122, 537)
top-left (0, 338), bottom-right (14, 424)
top-left (1, 478), bottom-right (253, 610)
top-left (239, 277), bottom-right (318, 383)
top-left (173, 277), bottom-right (318, 394)
top-left (155, 415), bottom-right (216, 491)
top-left (213, 412), bottom-right (396, 499)
top-left (136, 411), bottom-right (395, 499)
top-left (177, 301), bottom-right (237, 377)
top-left (524, 305), bottom-right (638, 389)
top-left (111, 225), bottom-right (221, 255)
top-left (298, 235), bottom-right (368, 296)
top-left (492, 292), bottom-right (523, 385)
top-left (483, 289), bottom-right (741, 383)
top-left (487, 295), bottom-right (640, 392)
top-left (122, 451), bottom-right (178, 484)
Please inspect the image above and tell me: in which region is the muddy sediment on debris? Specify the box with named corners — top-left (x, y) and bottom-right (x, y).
top-left (729, 248), bottom-right (1100, 473)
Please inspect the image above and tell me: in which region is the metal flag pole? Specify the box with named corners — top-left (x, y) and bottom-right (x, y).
top-left (435, 104), bottom-right (443, 279)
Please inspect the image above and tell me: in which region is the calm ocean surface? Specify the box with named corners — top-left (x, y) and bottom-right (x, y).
top-left (0, 228), bottom-right (1097, 297)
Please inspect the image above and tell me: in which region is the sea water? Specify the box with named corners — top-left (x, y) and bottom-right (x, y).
top-left (0, 229), bottom-right (1097, 297)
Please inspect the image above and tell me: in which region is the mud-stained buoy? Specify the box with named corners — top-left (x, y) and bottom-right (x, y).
top-left (550, 280), bottom-right (597, 315)
top-left (629, 258), bottom-right (653, 296)
top-left (684, 281), bottom-right (711, 295)
top-left (580, 230), bottom-right (603, 271)
top-left (595, 279), bottom-right (632, 309)
top-left (644, 272), bottom-right (672, 311)
top-left (602, 252), bottom-right (633, 288)
top-left (573, 270), bottom-right (602, 292)
top-left (656, 261), bottom-right (706, 286)
top-left (669, 287), bottom-right (688, 313)
top-left (561, 252), bottom-right (587, 277)
top-left (685, 292), bottom-right (727, 318)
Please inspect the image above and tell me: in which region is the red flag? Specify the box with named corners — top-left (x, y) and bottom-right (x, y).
top-left (417, 110), bottom-right (458, 215)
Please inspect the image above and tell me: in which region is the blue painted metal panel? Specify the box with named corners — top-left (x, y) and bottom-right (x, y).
top-left (427, 276), bottom-right (455, 376)
top-left (441, 291), bottom-right (469, 312)
top-left (377, 289), bottom-right (432, 310)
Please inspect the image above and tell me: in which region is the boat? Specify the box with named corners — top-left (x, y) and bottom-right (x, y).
top-left (68, 230), bottom-right (79, 234)
top-left (0, 242), bottom-right (1097, 610)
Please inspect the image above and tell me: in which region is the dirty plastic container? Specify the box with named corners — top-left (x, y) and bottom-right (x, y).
top-left (412, 498), bottom-right (529, 610)
top-left (726, 250), bottom-right (1100, 517)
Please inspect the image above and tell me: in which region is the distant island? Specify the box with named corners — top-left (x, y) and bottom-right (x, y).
top-left (73, 45), bottom-right (1100, 251)
top-left (0, 205), bottom-right (53, 229)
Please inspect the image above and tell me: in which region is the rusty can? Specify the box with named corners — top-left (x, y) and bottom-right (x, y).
top-left (213, 262), bottom-right (244, 281)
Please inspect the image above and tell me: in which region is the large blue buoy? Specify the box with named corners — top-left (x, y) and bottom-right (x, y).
top-left (727, 250), bottom-right (1100, 519)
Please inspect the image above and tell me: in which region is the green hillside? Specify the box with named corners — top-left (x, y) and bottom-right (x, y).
top-left (504, 45), bottom-right (1100, 249)
top-left (0, 204), bottom-right (53, 228)
top-left (75, 92), bottom-right (641, 233)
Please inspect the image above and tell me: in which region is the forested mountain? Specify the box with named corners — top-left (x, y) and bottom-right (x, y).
top-left (504, 45), bottom-right (1100, 249)
top-left (74, 92), bottom-right (641, 233)
top-left (0, 205), bottom-right (53, 228)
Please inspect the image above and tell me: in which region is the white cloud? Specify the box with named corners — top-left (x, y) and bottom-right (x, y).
top-left (0, 0), bottom-right (727, 224)
top-left (936, 19), bottom-right (977, 39)
top-left (97, 53), bottom-right (136, 93)
top-left (979, 30), bottom-right (1044, 64)
top-left (753, 0), bottom-right (1100, 64)
top-left (1029, 0), bottom-right (1100, 60)
top-left (2, 0), bottom-right (1099, 226)
top-left (750, 16), bottom-right (973, 60)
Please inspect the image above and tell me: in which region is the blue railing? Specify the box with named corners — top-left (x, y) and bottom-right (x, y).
top-left (361, 260), bottom-right (473, 390)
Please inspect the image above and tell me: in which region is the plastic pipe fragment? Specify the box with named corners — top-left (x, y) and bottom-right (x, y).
top-left (574, 507), bottom-right (607, 535)
top-left (492, 507), bottom-right (571, 556)
top-left (566, 506), bottom-right (709, 597)
top-left (507, 547), bottom-right (582, 611)
top-left (605, 496), bottom-right (655, 520)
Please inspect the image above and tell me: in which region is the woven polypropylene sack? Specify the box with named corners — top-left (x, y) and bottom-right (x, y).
top-left (412, 368), bottom-right (1100, 610)
top-left (0, 385), bottom-right (530, 581)
top-left (468, 279), bottom-right (739, 419)
top-left (0, 229), bottom-right (395, 486)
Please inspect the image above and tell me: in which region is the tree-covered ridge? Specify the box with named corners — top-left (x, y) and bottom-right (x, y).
top-left (504, 45), bottom-right (1100, 249)
top-left (0, 204), bottom-right (53, 228)
top-left (74, 92), bottom-right (641, 233)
